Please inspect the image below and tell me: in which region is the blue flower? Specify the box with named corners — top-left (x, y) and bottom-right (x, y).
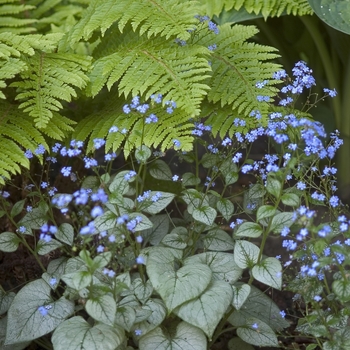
top-left (109, 125), bottom-right (119, 133)
top-left (173, 139), bottom-right (181, 148)
top-left (38, 306), bottom-right (48, 316)
top-left (123, 104), bottom-right (131, 114)
top-left (329, 195), bottom-right (340, 207)
top-left (80, 221), bottom-right (95, 235)
top-left (323, 88), bottom-right (337, 97)
top-left (91, 206), bottom-right (103, 218)
top-left (34, 144), bottom-right (46, 155)
top-left (93, 138), bottom-right (106, 149)
top-left (136, 255), bottom-right (145, 264)
top-left (24, 150), bottom-right (33, 159)
top-left (61, 166), bottom-right (72, 177)
top-left (208, 21), bottom-right (219, 34)
top-left (124, 170), bottom-right (137, 181)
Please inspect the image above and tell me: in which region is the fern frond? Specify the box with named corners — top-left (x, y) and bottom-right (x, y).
top-left (0, 0), bottom-right (37, 34)
top-left (0, 101), bottom-right (48, 183)
top-left (74, 90), bottom-right (195, 157)
top-left (200, 24), bottom-right (280, 118)
top-left (11, 52), bottom-right (91, 128)
top-left (40, 112), bottom-right (75, 140)
top-left (198, 0), bottom-right (313, 19)
top-left (89, 31), bottom-right (210, 117)
top-left (60, 0), bottom-right (199, 50)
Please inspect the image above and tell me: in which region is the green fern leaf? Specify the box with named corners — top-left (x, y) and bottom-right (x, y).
top-left (74, 89), bottom-right (195, 157)
top-left (200, 24), bottom-right (280, 117)
top-left (40, 112), bottom-right (75, 140)
top-left (60, 0), bottom-right (199, 50)
top-left (11, 52), bottom-right (91, 128)
top-left (198, 0), bottom-right (313, 18)
top-left (0, 101), bottom-right (48, 183)
top-left (89, 32), bottom-right (210, 117)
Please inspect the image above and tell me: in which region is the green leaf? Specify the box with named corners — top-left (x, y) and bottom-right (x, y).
top-left (149, 160), bottom-right (173, 180)
top-left (139, 322), bottom-right (206, 350)
top-left (308, 0), bottom-right (350, 35)
top-left (270, 212), bottom-right (295, 234)
top-left (229, 284), bottom-right (289, 332)
top-left (71, 270), bottom-right (92, 290)
top-left (185, 252), bottom-right (242, 284)
top-left (235, 222), bottom-right (263, 238)
top-left (332, 278), bottom-right (350, 302)
top-left (129, 213), bottom-right (153, 231)
top-left (47, 257), bottom-right (67, 276)
top-left (133, 279), bottom-right (153, 303)
top-left (256, 205), bottom-right (276, 222)
top-left (146, 248), bottom-right (211, 312)
top-left (86, 294), bottom-right (116, 326)
top-left (115, 305), bottom-right (136, 332)
top-left (217, 198), bottom-right (234, 221)
top-left (281, 193), bottom-right (300, 207)
top-left (265, 175), bottom-right (282, 199)
top-left (143, 214), bottom-right (170, 245)
top-left (133, 298), bottom-right (166, 335)
top-left (306, 345), bottom-right (318, 350)
top-left (192, 206), bottom-right (217, 226)
top-left (237, 318), bottom-right (279, 347)
top-left (0, 291), bottom-right (15, 316)
top-left (56, 223), bottom-right (74, 246)
top-left (52, 316), bottom-right (124, 350)
top-left (228, 337), bottom-right (255, 350)
top-left (182, 172), bottom-right (201, 186)
top-left (0, 317), bottom-right (30, 350)
top-left (231, 284), bottom-right (251, 310)
top-left (37, 238), bottom-right (63, 255)
top-left (135, 145), bottom-right (151, 163)
top-left (234, 241), bottom-right (260, 269)
top-left (109, 171), bottom-right (132, 195)
top-left (182, 189), bottom-right (207, 207)
top-left (92, 251), bottom-right (112, 270)
top-left (174, 280), bottom-right (233, 339)
top-left (202, 228), bottom-right (234, 251)
top-left (0, 232), bottom-right (20, 252)
top-left (18, 204), bottom-right (48, 230)
top-left (138, 191), bottom-right (175, 215)
top-left (252, 257), bottom-right (282, 290)
top-left (162, 232), bottom-right (187, 249)
top-left (246, 183), bottom-right (265, 199)
top-left (220, 159), bottom-right (239, 185)
top-left (201, 153), bottom-right (219, 168)
top-left (94, 210), bottom-right (117, 232)
top-left (10, 199), bottom-right (25, 218)
top-left (81, 176), bottom-right (101, 191)
top-left (5, 279), bottom-right (74, 344)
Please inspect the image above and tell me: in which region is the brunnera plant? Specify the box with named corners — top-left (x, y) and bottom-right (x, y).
top-left (1, 61), bottom-right (349, 350)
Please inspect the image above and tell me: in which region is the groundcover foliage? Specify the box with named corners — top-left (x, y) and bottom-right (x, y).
top-left (1, 1), bottom-right (350, 350)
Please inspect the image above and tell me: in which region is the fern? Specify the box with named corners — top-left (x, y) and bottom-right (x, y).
top-left (0, 100), bottom-right (48, 183)
top-left (198, 0), bottom-right (313, 18)
top-left (88, 28), bottom-right (211, 117)
top-left (200, 24), bottom-right (280, 121)
top-left (0, 0), bottom-right (37, 34)
top-left (59, 0), bottom-right (199, 51)
top-left (73, 89), bottom-right (195, 157)
top-left (11, 52), bottom-right (91, 128)
top-left (0, 32), bottom-right (65, 98)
